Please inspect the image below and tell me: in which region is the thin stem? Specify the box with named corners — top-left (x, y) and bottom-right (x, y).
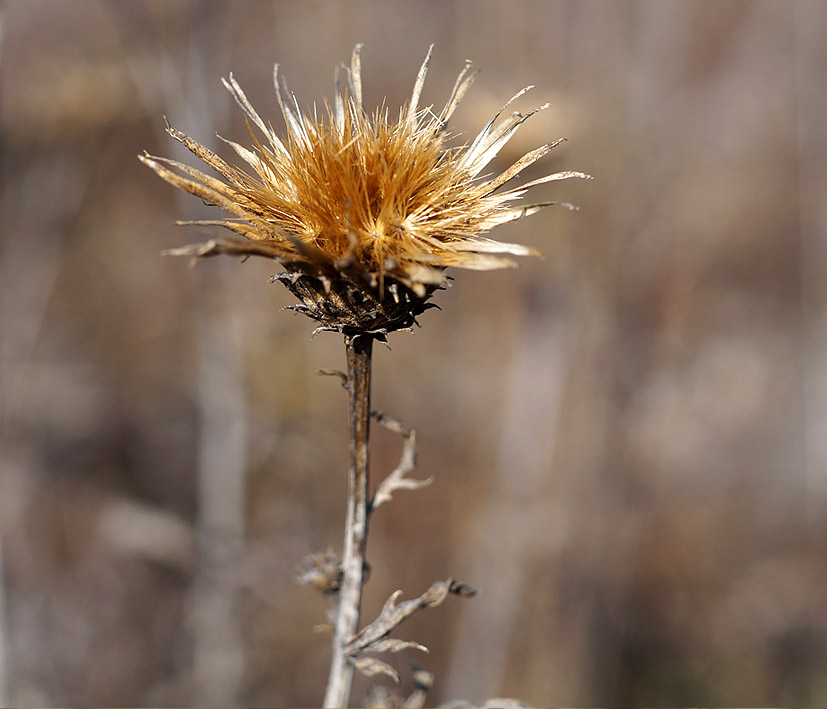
top-left (323, 336), bottom-right (373, 708)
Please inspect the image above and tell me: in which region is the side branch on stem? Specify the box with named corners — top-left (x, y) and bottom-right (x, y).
top-left (346, 579), bottom-right (478, 683)
top-left (370, 411), bottom-right (434, 511)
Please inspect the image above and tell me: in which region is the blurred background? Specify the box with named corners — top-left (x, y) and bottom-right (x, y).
top-left (2, 0), bottom-right (826, 705)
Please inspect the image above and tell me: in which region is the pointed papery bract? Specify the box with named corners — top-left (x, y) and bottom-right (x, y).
top-left (141, 45), bottom-right (590, 340)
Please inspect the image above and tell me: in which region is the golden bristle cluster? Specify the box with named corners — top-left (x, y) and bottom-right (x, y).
top-left (140, 45), bottom-right (590, 340)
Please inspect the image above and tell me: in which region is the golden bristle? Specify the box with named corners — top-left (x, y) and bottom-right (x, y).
top-left (140, 45), bottom-right (590, 340)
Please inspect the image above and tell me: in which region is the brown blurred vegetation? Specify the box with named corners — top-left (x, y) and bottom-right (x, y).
top-left (1, 0), bottom-right (826, 706)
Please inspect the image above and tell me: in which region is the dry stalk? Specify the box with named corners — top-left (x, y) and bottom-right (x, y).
top-left (323, 336), bottom-right (373, 708)
top-left (317, 356), bottom-right (476, 707)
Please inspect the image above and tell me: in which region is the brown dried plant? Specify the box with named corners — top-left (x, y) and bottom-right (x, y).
top-left (140, 44), bottom-right (589, 341)
top-left (141, 45), bottom-right (587, 708)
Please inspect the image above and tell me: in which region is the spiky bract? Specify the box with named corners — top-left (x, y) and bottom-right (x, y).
top-left (140, 45), bottom-right (589, 340)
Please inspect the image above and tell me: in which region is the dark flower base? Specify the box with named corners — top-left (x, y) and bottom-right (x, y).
top-left (273, 271), bottom-right (442, 341)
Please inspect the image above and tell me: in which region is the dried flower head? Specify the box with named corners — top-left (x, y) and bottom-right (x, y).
top-left (140, 45), bottom-right (589, 341)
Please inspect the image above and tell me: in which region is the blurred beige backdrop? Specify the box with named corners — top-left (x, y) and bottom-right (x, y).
top-left (1, 0), bottom-right (826, 706)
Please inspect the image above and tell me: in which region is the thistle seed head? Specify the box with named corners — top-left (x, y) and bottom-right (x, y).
top-left (140, 45), bottom-right (590, 341)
